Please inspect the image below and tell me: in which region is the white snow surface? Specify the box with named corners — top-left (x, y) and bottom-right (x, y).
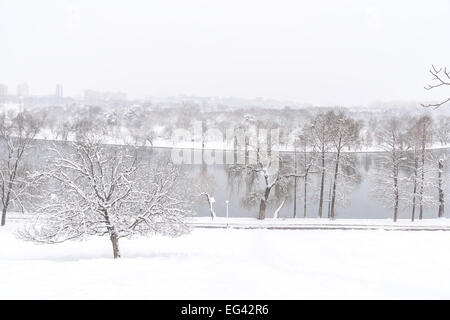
top-left (1, 221), bottom-right (450, 299)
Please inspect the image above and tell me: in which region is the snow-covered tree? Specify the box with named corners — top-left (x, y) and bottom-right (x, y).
top-left (229, 148), bottom-right (311, 220)
top-left (293, 133), bottom-right (315, 218)
top-left (304, 112), bottom-right (333, 218)
top-left (0, 111), bottom-right (42, 226)
top-left (230, 158), bottom-right (281, 220)
top-left (327, 111), bottom-right (362, 219)
top-left (405, 118), bottom-right (422, 221)
top-left (422, 152), bottom-right (447, 218)
top-left (415, 116), bottom-right (434, 219)
top-left (435, 116), bottom-right (450, 146)
top-left (362, 116), bottom-right (378, 150)
top-left (371, 117), bottom-right (409, 222)
top-left (404, 116), bottom-right (435, 221)
top-left (325, 153), bottom-right (362, 218)
top-left (125, 112), bottom-right (156, 147)
top-left (19, 133), bottom-right (191, 258)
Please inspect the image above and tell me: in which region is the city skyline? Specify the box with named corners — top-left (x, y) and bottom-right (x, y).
top-left (0, 80), bottom-right (443, 107)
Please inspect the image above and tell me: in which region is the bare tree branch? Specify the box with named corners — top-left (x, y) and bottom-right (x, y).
top-left (422, 65), bottom-right (450, 108)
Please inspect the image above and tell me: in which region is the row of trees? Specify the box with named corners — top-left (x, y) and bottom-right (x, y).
top-left (32, 93), bottom-right (450, 158)
top-left (226, 111), bottom-right (447, 222)
top-left (373, 115), bottom-right (445, 222)
top-left (225, 111), bottom-right (362, 220)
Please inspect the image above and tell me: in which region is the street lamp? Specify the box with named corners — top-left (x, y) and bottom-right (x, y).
top-left (225, 200), bottom-right (229, 228)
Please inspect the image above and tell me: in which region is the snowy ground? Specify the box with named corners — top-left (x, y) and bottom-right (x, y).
top-left (1, 221), bottom-right (450, 299)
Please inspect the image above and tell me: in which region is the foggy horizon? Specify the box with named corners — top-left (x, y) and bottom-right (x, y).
top-left (1, 0), bottom-right (450, 106)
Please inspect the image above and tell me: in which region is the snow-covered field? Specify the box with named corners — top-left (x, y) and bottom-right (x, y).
top-left (1, 221), bottom-right (450, 299)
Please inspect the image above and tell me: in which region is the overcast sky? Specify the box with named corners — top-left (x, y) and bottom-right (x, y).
top-left (0, 0), bottom-right (449, 105)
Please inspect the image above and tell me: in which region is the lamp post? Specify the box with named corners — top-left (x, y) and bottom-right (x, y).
top-left (225, 200), bottom-right (229, 228)
top-left (293, 148), bottom-right (297, 218)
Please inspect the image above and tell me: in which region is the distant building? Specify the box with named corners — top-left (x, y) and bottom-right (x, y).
top-left (0, 84), bottom-right (7, 97)
top-left (56, 84), bottom-right (63, 98)
top-left (17, 83), bottom-right (29, 97)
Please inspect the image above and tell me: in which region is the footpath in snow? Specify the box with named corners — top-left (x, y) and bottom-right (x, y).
top-left (190, 217), bottom-right (450, 231)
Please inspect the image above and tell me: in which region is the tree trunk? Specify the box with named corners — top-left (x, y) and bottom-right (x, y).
top-left (245, 136), bottom-right (249, 164)
top-left (330, 147), bottom-right (341, 219)
top-left (419, 142), bottom-right (425, 220)
top-left (393, 165), bottom-right (399, 222)
top-left (438, 159), bottom-right (445, 218)
top-left (104, 209), bottom-right (120, 259)
top-left (204, 193), bottom-right (216, 220)
top-left (411, 156), bottom-right (418, 222)
top-left (318, 150), bottom-right (325, 218)
top-left (110, 232), bottom-right (121, 259)
top-left (258, 187), bottom-right (271, 220)
top-left (303, 151), bottom-right (308, 218)
top-left (258, 199), bottom-right (266, 220)
top-left (234, 135), bottom-right (238, 164)
top-left (303, 173), bottom-right (308, 218)
top-left (273, 198), bottom-right (286, 219)
top-left (293, 151), bottom-right (297, 218)
top-left (327, 178), bottom-right (332, 218)
top-left (1, 190), bottom-right (12, 227)
top-left (256, 125), bottom-right (260, 164)
top-left (1, 207), bottom-right (6, 227)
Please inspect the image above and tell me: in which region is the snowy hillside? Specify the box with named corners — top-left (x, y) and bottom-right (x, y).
top-left (1, 221), bottom-right (450, 299)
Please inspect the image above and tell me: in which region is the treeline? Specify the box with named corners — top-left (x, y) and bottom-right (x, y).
top-left (31, 103), bottom-right (450, 151)
top-left (226, 111), bottom-right (448, 222)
